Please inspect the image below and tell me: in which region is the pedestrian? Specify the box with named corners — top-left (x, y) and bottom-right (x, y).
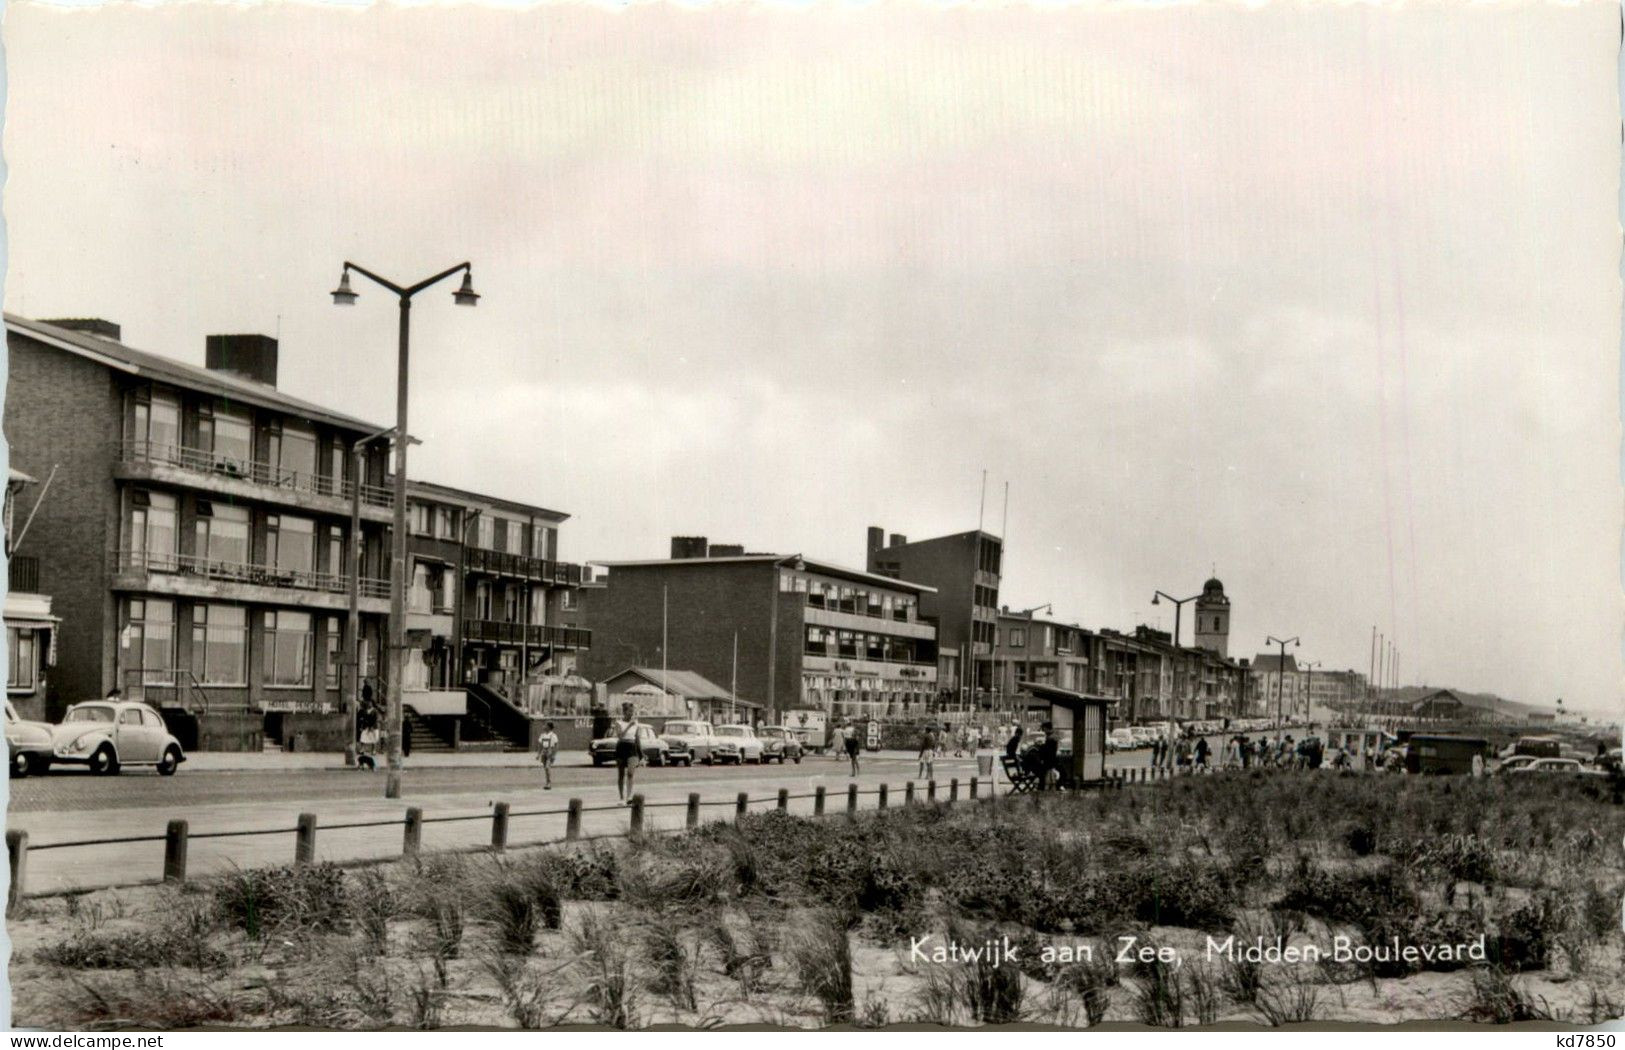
top-left (1005, 723), bottom-right (1025, 759)
top-left (1176, 736), bottom-right (1192, 773)
top-left (1194, 736), bottom-right (1210, 772)
top-left (919, 723), bottom-right (939, 781)
top-left (843, 720), bottom-right (862, 776)
top-left (613, 702), bottom-right (643, 803)
top-left (535, 719), bottom-right (559, 790)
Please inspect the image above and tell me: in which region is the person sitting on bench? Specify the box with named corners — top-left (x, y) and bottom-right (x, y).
top-left (1022, 722), bottom-right (1060, 788)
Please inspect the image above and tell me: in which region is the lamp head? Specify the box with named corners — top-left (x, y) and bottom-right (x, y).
top-left (453, 269), bottom-right (480, 307)
top-left (1151, 594), bottom-right (1160, 606)
top-left (331, 269), bottom-right (358, 306)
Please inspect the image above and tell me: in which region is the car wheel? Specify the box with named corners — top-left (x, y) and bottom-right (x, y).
top-left (793, 755), bottom-right (802, 764)
top-left (90, 744), bottom-right (120, 776)
top-left (592, 757), bottom-right (606, 767)
top-left (703, 755), bottom-right (714, 766)
top-left (157, 746), bottom-right (181, 777)
top-left (11, 751), bottom-right (32, 778)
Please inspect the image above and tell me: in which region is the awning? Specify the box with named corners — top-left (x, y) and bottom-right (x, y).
top-left (3, 592), bottom-right (58, 629)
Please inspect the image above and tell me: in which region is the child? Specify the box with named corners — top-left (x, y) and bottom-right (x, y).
top-left (536, 720), bottom-right (559, 789)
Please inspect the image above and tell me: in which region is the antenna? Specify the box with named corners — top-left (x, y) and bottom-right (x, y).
top-left (978, 470), bottom-right (987, 532)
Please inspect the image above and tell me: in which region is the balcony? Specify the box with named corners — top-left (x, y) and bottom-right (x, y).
top-left (110, 548), bottom-right (391, 613)
top-left (802, 650), bottom-right (937, 681)
top-left (115, 440), bottom-right (394, 522)
top-left (461, 619), bottom-right (592, 649)
top-left (9, 555), bottom-right (39, 594)
top-left (463, 547), bottom-right (585, 586)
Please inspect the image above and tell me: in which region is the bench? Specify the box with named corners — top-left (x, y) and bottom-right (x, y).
top-left (1001, 754), bottom-right (1044, 793)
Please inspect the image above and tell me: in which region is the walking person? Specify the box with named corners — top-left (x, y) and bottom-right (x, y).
top-left (1193, 735), bottom-right (1210, 772)
top-left (843, 720), bottom-right (862, 776)
top-left (535, 720), bottom-right (559, 790)
top-left (613, 702), bottom-right (644, 803)
top-left (918, 723), bottom-right (939, 781)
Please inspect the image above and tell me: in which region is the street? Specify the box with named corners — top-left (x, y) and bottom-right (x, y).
top-left (6, 741), bottom-right (1199, 895)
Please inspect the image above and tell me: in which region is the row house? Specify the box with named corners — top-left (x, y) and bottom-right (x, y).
top-left (6, 466), bottom-right (59, 720)
top-left (580, 536), bottom-right (938, 724)
top-left (4, 315), bottom-right (395, 750)
top-left (988, 610), bottom-right (1091, 697)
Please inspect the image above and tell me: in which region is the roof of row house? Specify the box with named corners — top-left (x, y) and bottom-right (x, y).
top-left (405, 477), bottom-right (568, 523)
top-left (5, 313), bottom-right (384, 435)
top-left (606, 667), bottom-right (758, 707)
top-left (593, 554), bottom-right (938, 595)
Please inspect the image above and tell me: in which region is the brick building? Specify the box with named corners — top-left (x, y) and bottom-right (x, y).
top-left (6, 466), bottom-right (59, 719)
top-left (580, 537), bottom-right (938, 723)
top-left (4, 314), bottom-right (396, 749)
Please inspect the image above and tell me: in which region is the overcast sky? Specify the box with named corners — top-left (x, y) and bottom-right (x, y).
top-left (4, 2), bottom-right (1619, 713)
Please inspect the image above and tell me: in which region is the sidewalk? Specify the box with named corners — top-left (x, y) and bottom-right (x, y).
top-left (181, 748), bottom-right (930, 773)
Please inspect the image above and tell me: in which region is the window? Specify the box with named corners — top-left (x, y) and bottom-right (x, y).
top-left (560, 590), bottom-right (577, 612)
top-left (504, 520), bottom-right (524, 555)
top-left (266, 514), bottom-right (315, 577)
top-left (535, 525), bottom-right (555, 559)
top-left (327, 526), bottom-right (345, 579)
top-left (265, 610), bottom-right (313, 687)
top-left (327, 442), bottom-right (348, 494)
top-left (529, 588), bottom-right (548, 626)
top-left (129, 491), bottom-right (178, 569)
top-left (436, 507), bottom-right (456, 540)
top-left (474, 580), bottom-right (493, 620)
top-left (191, 605), bottom-right (247, 685)
top-left (275, 426), bottom-right (317, 484)
top-left (1009, 628), bottom-right (1026, 649)
top-left (8, 628), bottom-right (37, 690)
top-left (206, 408), bottom-right (253, 472)
top-left (324, 617), bottom-right (342, 689)
top-left (119, 708), bottom-right (142, 727)
top-left (409, 562), bottom-right (434, 613)
top-left (503, 585), bottom-right (520, 623)
top-left (122, 599), bottom-right (176, 685)
top-left (477, 516), bottom-right (495, 550)
top-left (196, 503), bottom-right (249, 566)
top-left (411, 503), bottom-right (433, 536)
top-left (132, 391), bottom-right (180, 454)
top-left (780, 571), bottom-right (796, 593)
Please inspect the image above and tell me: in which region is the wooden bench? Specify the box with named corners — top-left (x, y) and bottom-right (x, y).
top-left (1000, 754), bottom-right (1044, 793)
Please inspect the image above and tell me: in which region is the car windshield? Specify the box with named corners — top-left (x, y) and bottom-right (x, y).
top-left (714, 727), bottom-right (747, 738)
top-left (761, 729), bottom-right (786, 739)
top-left (66, 705), bottom-right (115, 723)
top-left (667, 724), bottom-right (703, 735)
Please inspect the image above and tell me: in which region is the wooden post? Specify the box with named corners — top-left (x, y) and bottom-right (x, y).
top-left (566, 798), bottom-right (582, 841)
top-left (878, 784), bottom-right (888, 810)
top-left (814, 786), bottom-right (827, 816)
top-left (492, 802), bottom-right (510, 851)
top-left (403, 807), bottom-right (423, 856)
top-left (847, 783), bottom-right (858, 817)
top-left (949, 777), bottom-right (959, 803)
top-left (970, 775), bottom-right (979, 800)
top-left (928, 779), bottom-right (938, 802)
top-left (736, 791), bottom-right (749, 822)
top-left (163, 820), bottom-right (189, 882)
top-left (686, 792), bottom-right (701, 829)
top-left (904, 781), bottom-right (915, 806)
top-left (6, 830), bottom-right (27, 909)
top-left (295, 813), bottom-right (317, 866)
top-left (629, 794), bottom-right (645, 837)
top-left (777, 788), bottom-right (789, 812)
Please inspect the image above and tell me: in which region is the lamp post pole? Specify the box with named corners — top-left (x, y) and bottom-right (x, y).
top-left (1266, 635), bottom-right (1299, 728)
top-left (1151, 589), bottom-right (1201, 648)
top-left (344, 426), bottom-right (397, 768)
top-left (333, 261), bottom-right (478, 799)
top-left (1299, 660), bottom-right (1319, 725)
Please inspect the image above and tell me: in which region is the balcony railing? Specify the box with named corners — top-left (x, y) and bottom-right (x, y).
top-left (463, 546), bottom-right (584, 585)
top-left (461, 620), bottom-right (592, 649)
top-left (800, 593), bottom-right (917, 626)
top-left (113, 548), bottom-right (390, 599)
top-left (9, 555), bottom-right (39, 593)
top-left (119, 440), bottom-right (393, 509)
top-left (803, 647), bottom-right (935, 669)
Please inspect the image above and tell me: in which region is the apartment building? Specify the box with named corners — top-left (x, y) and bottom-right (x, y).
top-left (988, 610), bottom-right (1092, 697)
top-left (4, 314), bottom-right (395, 749)
top-left (580, 537), bottom-right (938, 722)
top-left (6, 466), bottom-right (59, 720)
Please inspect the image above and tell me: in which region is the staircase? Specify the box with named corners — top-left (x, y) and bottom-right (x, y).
top-left (402, 708), bottom-right (457, 754)
top-left (464, 683), bottom-right (533, 752)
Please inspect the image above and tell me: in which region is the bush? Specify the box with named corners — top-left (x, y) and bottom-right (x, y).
top-left (1276, 859), bottom-right (1417, 932)
top-left (1493, 895), bottom-right (1567, 973)
top-left (786, 913), bottom-right (856, 1025)
top-left (215, 863), bottom-right (348, 936)
top-left (1132, 863), bottom-right (1236, 930)
top-left (38, 927), bottom-right (229, 971)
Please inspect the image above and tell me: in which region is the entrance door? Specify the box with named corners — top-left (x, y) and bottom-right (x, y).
top-left (264, 712), bottom-right (286, 746)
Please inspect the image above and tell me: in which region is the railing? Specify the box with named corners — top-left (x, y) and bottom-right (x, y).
top-left (113, 548), bottom-right (391, 600)
top-left (461, 620), bottom-right (591, 649)
top-left (122, 667), bottom-right (211, 714)
top-left (800, 593), bottom-right (917, 627)
top-left (803, 647), bottom-right (934, 669)
top-left (118, 440), bottom-right (393, 509)
top-left (463, 547), bottom-right (585, 586)
top-left (8, 555), bottom-right (39, 593)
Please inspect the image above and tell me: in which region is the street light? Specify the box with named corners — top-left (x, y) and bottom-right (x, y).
top-left (1151, 590), bottom-right (1201, 647)
top-left (1266, 635), bottom-right (1299, 728)
top-left (332, 260), bottom-right (478, 799)
top-left (1299, 660), bottom-right (1320, 725)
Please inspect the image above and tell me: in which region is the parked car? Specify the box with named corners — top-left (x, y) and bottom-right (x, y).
top-left (589, 724), bottom-right (672, 766)
top-left (757, 726), bottom-right (804, 764)
top-left (6, 701), bottom-right (53, 777)
top-left (1507, 757), bottom-right (1607, 778)
top-left (1501, 736), bottom-right (1562, 760)
top-left (51, 700), bottom-right (185, 776)
top-left (658, 720), bottom-right (717, 766)
top-left (711, 724), bottom-right (765, 764)
top-left (1494, 754), bottom-right (1541, 774)
top-left (1402, 735), bottom-right (1492, 776)
top-left (1107, 728), bottom-right (1136, 752)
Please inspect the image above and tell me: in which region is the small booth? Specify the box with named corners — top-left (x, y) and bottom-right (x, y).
top-left (1017, 680), bottom-right (1115, 787)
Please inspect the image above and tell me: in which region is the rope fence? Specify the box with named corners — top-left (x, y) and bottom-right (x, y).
top-left (8, 761), bottom-right (1174, 904)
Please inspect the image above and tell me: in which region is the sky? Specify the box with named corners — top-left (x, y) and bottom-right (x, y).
top-left (3, 1), bottom-right (1619, 714)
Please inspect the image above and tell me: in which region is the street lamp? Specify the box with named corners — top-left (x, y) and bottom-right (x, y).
top-left (1299, 660), bottom-right (1320, 725)
top-left (1266, 635), bottom-right (1299, 728)
top-left (1152, 590), bottom-right (1201, 647)
top-left (332, 260), bottom-right (478, 799)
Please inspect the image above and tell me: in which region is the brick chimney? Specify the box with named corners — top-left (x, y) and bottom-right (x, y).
top-left (708, 543), bottom-right (745, 558)
top-left (205, 334), bottom-right (279, 387)
top-left (44, 318), bottom-right (120, 341)
top-left (867, 526), bottom-right (885, 554)
top-left (670, 536), bottom-right (708, 560)
top-left (889, 533), bottom-right (907, 547)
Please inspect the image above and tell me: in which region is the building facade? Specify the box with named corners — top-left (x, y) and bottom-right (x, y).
top-left (989, 610), bottom-right (1092, 697)
top-left (865, 526), bottom-right (1002, 705)
top-left (6, 467), bottom-right (59, 720)
top-left (5, 314), bottom-right (396, 749)
top-left (1192, 577), bottom-right (1231, 657)
top-left (580, 538), bottom-right (938, 723)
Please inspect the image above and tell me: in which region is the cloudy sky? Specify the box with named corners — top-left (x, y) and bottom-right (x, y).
top-left (4, 2), bottom-right (1619, 713)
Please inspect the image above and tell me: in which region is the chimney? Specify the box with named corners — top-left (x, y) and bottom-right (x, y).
top-left (889, 533), bottom-right (907, 547)
top-left (670, 536), bottom-right (708, 560)
top-left (206, 334), bottom-right (279, 387)
top-left (708, 543), bottom-right (745, 558)
top-left (867, 526), bottom-right (885, 554)
top-left (44, 318), bottom-right (120, 341)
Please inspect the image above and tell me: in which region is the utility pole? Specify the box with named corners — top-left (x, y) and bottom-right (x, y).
top-left (1266, 635), bottom-right (1300, 727)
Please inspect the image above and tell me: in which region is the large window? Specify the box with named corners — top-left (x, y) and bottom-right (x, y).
top-left (191, 605), bottom-right (247, 685)
top-left (476, 516), bottom-right (496, 550)
top-left (324, 616), bottom-right (342, 690)
top-left (128, 491), bottom-right (178, 569)
top-left (122, 599), bottom-right (175, 685)
top-left (8, 627), bottom-right (37, 691)
top-left (198, 406), bottom-right (253, 473)
top-left (265, 610), bottom-right (313, 687)
top-left (195, 502), bottom-right (250, 566)
top-left (327, 526), bottom-right (345, 579)
top-left (474, 580), bottom-right (493, 620)
top-left (410, 502), bottom-right (433, 536)
top-left (272, 426), bottom-right (317, 484)
top-left (503, 585), bottom-right (520, 623)
top-left (132, 391), bottom-right (180, 454)
top-left (436, 506), bottom-right (456, 540)
top-left (1008, 628), bottom-right (1026, 649)
top-left (266, 514), bottom-right (315, 577)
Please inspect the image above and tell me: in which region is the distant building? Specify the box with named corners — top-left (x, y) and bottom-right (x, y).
top-left (865, 526), bottom-right (1002, 704)
top-left (601, 666), bottom-right (750, 723)
top-left (581, 537), bottom-right (939, 722)
top-left (1192, 577), bottom-right (1231, 657)
top-left (1249, 652), bottom-right (1304, 721)
top-left (990, 610), bottom-right (1091, 696)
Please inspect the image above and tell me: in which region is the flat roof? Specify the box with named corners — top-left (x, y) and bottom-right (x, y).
top-left (406, 477), bottom-right (569, 522)
top-left (592, 554), bottom-right (937, 595)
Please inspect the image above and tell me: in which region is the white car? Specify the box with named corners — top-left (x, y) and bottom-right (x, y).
top-left (51, 700), bottom-right (185, 776)
top-left (1107, 728), bottom-right (1136, 752)
top-left (658, 720), bottom-right (718, 766)
top-left (6, 701), bottom-right (54, 777)
top-left (711, 724), bottom-right (765, 764)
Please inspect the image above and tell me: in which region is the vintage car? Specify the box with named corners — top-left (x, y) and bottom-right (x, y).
top-left (757, 726), bottom-right (804, 764)
top-left (588, 724), bottom-right (672, 766)
top-left (1106, 728), bottom-right (1136, 752)
top-left (657, 720), bottom-right (718, 766)
top-left (710, 724), bottom-right (764, 764)
top-left (6, 701), bottom-right (54, 777)
top-left (1506, 757), bottom-right (1608, 778)
top-left (51, 700), bottom-right (185, 776)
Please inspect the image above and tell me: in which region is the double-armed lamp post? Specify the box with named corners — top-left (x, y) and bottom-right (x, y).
top-left (332, 260), bottom-right (479, 799)
top-left (1266, 634), bottom-right (1300, 728)
top-left (1151, 589), bottom-right (1200, 647)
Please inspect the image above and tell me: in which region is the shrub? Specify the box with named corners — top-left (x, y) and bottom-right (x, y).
top-left (350, 869), bottom-right (397, 955)
top-left (215, 863), bottom-right (348, 936)
top-left (1276, 859), bottom-right (1417, 932)
top-left (481, 870), bottom-right (542, 955)
top-left (786, 913), bottom-right (855, 1025)
top-left (38, 927), bottom-right (229, 972)
top-left (571, 907), bottom-right (639, 1028)
top-left (532, 845), bottom-right (620, 901)
top-left (1253, 970), bottom-right (1320, 1026)
top-left (1130, 950), bottom-right (1184, 1028)
top-left (1461, 966), bottom-right (1552, 1022)
top-left (1132, 862), bottom-right (1236, 930)
top-left (66, 972), bottom-right (240, 1030)
top-left (1493, 894), bottom-right (1567, 973)
top-left (1344, 823), bottom-right (1379, 857)
top-left (644, 924), bottom-right (699, 1012)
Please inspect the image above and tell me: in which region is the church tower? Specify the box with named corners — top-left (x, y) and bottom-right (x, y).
top-left (1193, 577), bottom-right (1230, 657)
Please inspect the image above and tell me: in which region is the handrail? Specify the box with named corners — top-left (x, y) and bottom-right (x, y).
top-left (112, 548), bottom-right (390, 600)
top-left (117, 439), bottom-right (393, 509)
top-left (122, 667), bottom-right (212, 715)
